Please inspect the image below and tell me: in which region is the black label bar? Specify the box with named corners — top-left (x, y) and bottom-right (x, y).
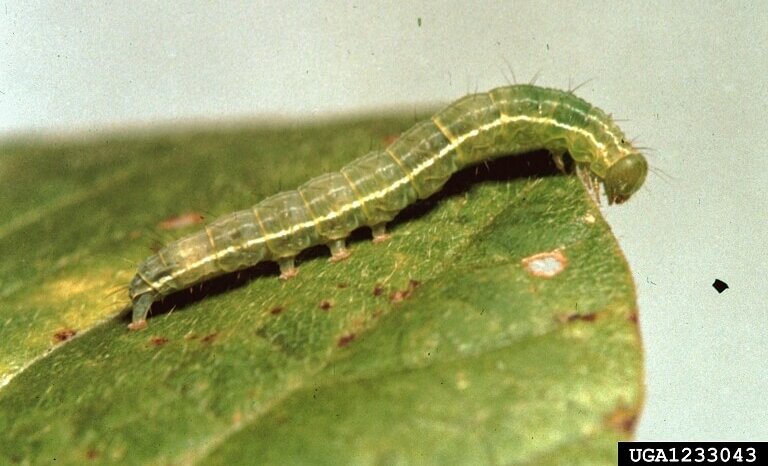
top-left (619, 442), bottom-right (766, 465)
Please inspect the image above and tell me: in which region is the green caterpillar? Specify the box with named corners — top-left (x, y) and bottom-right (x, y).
top-left (127, 84), bottom-right (648, 330)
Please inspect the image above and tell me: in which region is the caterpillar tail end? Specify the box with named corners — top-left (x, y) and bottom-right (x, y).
top-left (128, 293), bottom-right (155, 331)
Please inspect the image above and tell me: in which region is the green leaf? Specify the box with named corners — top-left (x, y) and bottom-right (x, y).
top-left (0, 116), bottom-right (643, 465)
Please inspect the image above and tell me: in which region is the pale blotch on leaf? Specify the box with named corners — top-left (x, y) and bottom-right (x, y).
top-left (158, 212), bottom-right (205, 230)
top-left (521, 249), bottom-right (568, 278)
top-left (35, 268), bottom-right (132, 320)
top-left (455, 371), bottom-right (470, 390)
top-left (44, 277), bottom-right (100, 302)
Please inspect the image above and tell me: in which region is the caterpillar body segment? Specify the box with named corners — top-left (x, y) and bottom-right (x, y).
top-left (127, 84), bottom-right (648, 330)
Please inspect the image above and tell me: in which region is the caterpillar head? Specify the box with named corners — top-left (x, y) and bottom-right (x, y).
top-left (603, 152), bottom-right (648, 204)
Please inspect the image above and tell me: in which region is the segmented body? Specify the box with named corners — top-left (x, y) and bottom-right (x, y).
top-left (127, 84), bottom-right (648, 329)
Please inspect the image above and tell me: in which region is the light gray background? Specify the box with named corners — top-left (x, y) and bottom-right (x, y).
top-left (2, 1), bottom-right (766, 441)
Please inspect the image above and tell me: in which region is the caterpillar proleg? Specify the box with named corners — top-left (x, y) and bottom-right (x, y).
top-left (127, 84), bottom-right (648, 330)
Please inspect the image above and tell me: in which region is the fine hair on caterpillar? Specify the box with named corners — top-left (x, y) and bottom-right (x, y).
top-left (126, 84), bottom-right (648, 330)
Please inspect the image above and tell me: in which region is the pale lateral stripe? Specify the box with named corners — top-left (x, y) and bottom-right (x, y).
top-left (505, 98), bottom-right (630, 156)
top-left (151, 111), bottom-right (613, 289)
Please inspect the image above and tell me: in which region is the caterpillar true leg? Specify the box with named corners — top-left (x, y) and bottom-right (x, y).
top-left (576, 164), bottom-right (601, 205)
top-left (552, 150), bottom-right (567, 172)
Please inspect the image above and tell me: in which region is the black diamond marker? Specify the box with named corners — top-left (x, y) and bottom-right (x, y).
top-left (712, 279), bottom-right (729, 293)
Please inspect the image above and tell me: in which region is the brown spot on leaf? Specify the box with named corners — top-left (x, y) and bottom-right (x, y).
top-left (558, 312), bottom-right (599, 324)
top-left (149, 336), bottom-right (169, 346)
top-left (336, 283), bottom-right (348, 289)
top-left (337, 333), bottom-right (356, 347)
top-left (390, 291), bottom-right (406, 303)
top-left (628, 311), bottom-right (639, 323)
top-left (390, 279), bottom-right (421, 303)
top-left (52, 328), bottom-right (77, 343)
top-left (201, 332), bottom-right (219, 344)
top-left (605, 407), bottom-right (639, 434)
top-left (522, 249), bottom-right (568, 278)
top-left (383, 134), bottom-right (399, 146)
top-left (270, 306), bottom-right (284, 315)
top-left (373, 284), bottom-right (385, 296)
top-left (319, 300), bottom-right (333, 311)
top-left (158, 212), bottom-right (204, 230)
top-left (85, 449), bottom-right (99, 460)
top-left (349, 313), bottom-right (368, 329)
